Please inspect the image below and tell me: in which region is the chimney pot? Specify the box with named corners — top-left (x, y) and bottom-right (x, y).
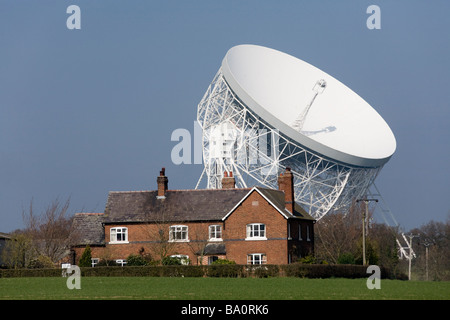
top-left (222, 171), bottom-right (235, 189)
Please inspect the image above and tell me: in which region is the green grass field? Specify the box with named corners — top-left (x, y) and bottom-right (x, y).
top-left (0, 277), bottom-right (448, 300)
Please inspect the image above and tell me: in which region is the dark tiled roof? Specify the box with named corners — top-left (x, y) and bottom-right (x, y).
top-left (294, 202), bottom-right (315, 220)
top-left (103, 187), bottom-right (314, 224)
top-left (103, 189), bottom-right (251, 224)
top-left (256, 187), bottom-right (314, 220)
top-left (202, 243), bottom-right (226, 255)
top-left (72, 213), bottom-right (105, 246)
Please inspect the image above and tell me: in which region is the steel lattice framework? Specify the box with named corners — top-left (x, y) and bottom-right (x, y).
top-left (196, 69), bottom-right (382, 221)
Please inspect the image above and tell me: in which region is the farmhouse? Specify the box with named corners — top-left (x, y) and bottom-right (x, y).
top-left (71, 167), bottom-right (315, 266)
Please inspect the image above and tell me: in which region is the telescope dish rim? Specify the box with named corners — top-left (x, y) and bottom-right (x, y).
top-left (221, 44), bottom-right (396, 168)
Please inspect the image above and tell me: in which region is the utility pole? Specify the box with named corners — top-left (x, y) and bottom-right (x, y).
top-left (356, 198), bottom-right (378, 265)
top-left (406, 233), bottom-right (419, 280)
top-left (422, 239), bottom-right (434, 281)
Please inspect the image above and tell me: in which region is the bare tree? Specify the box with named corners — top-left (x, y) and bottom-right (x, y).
top-left (139, 200), bottom-right (180, 263)
top-left (410, 217), bottom-right (450, 281)
top-left (314, 201), bottom-right (365, 264)
top-left (22, 197), bottom-right (77, 264)
top-left (185, 223), bottom-right (210, 265)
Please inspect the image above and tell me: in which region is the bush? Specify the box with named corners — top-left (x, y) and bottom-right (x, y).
top-left (160, 265), bottom-right (204, 277)
top-left (126, 254), bottom-right (148, 266)
top-left (0, 263), bottom-right (407, 280)
top-left (211, 259), bottom-right (236, 265)
top-left (28, 255), bottom-right (55, 269)
top-left (297, 255), bottom-right (316, 264)
top-left (0, 268), bottom-right (62, 278)
top-left (206, 264), bottom-right (243, 278)
top-left (78, 245), bottom-right (92, 267)
top-left (248, 265), bottom-right (280, 278)
top-left (162, 256), bottom-right (191, 265)
top-left (337, 252), bottom-right (356, 265)
top-left (281, 264), bottom-right (401, 279)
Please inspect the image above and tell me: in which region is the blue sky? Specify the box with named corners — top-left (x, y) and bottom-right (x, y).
top-left (0, 0), bottom-right (449, 232)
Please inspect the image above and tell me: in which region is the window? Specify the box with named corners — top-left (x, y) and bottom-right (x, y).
top-left (110, 227), bottom-right (128, 243)
top-left (299, 225), bottom-right (302, 241)
top-left (246, 223), bottom-right (266, 240)
top-left (208, 256), bottom-right (219, 265)
top-left (91, 258), bottom-right (99, 268)
top-left (209, 225), bottom-right (222, 241)
top-left (247, 253), bottom-right (267, 265)
top-left (169, 225), bottom-right (188, 242)
top-left (115, 259), bottom-right (127, 267)
top-left (306, 225), bottom-right (311, 241)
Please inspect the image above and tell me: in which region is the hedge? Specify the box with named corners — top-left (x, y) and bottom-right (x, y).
top-left (0, 264), bottom-right (407, 279)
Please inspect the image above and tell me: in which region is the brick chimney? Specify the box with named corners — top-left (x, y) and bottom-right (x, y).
top-left (157, 167), bottom-right (168, 198)
top-left (278, 167), bottom-right (295, 213)
top-left (222, 171), bottom-right (235, 189)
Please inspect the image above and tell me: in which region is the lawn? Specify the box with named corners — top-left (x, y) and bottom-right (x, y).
top-left (0, 277), bottom-right (448, 300)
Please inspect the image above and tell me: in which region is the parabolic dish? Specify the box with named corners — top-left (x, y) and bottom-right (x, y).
top-left (221, 44), bottom-right (396, 167)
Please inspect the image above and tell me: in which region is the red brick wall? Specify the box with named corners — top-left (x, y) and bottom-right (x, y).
top-left (74, 221), bottom-right (222, 265)
top-left (223, 190), bottom-right (289, 264)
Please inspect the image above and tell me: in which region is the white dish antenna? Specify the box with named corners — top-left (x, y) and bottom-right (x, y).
top-left (221, 44), bottom-right (396, 167)
top-left (196, 44), bottom-right (396, 220)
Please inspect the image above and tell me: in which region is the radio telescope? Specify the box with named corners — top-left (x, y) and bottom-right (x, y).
top-left (196, 44), bottom-right (396, 221)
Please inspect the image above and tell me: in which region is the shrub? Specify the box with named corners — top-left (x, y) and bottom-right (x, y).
top-left (206, 264), bottom-right (243, 277)
top-left (337, 252), bottom-right (356, 265)
top-left (211, 259), bottom-right (236, 265)
top-left (0, 268), bottom-right (62, 278)
top-left (126, 254), bottom-right (148, 266)
top-left (248, 265), bottom-right (280, 278)
top-left (297, 255), bottom-right (316, 264)
top-left (78, 245), bottom-right (92, 267)
top-left (0, 263), bottom-right (407, 280)
top-left (28, 255), bottom-right (55, 269)
top-left (162, 256), bottom-right (191, 265)
top-left (160, 265), bottom-right (204, 277)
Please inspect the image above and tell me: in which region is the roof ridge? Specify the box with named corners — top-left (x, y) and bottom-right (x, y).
top-left (109, 190), bottom-right (154, 194)
top-left (168, 188), bottom-right (252, 192)
top-left (109, 188), bottom-right (253, 194)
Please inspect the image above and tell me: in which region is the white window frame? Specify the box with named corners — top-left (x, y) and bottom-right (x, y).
top-left (110, 227), bottom-right (129, 244)
top-left (91, 258), bottom-right (99, 268)
top-left (169, 225), bottom-right (189, 242)
top-left (247, 253), bottom-right (267, 265)
top-left (115, 259), bottom-right (127, 267)
top-left (288, 223), bottom-right (292, 240)
top-left (246, 223), bottom-right (267, 240)
top-left (209, 225), bottom-right (222, 241)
